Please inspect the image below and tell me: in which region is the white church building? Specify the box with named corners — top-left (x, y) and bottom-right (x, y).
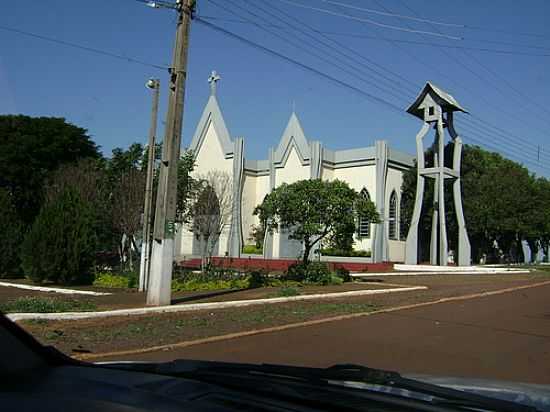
top-left (175, 74), bottom-right (415, 263)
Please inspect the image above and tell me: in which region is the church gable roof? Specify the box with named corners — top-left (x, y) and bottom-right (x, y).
top-left (189, 94), bottom-right (234, 158)
top-left (273, 112), bottom-right (311, 166)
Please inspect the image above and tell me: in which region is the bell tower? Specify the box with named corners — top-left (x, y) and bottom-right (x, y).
top-left (405, 82), bottom-right (471, 266)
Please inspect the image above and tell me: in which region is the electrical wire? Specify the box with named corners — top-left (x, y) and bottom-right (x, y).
top-left (314, 0), bottom-right (464, 28)
top-left (194, 17), bottom-right (404, 114)
top-left (199, 3), bottom-right (549, 169)
top-left (393, 0), bottom-right (550, 155)
top-left (0, 24), bottom-right (168, 70)
top-left (312, 0), bottom-right (549, 39)
top-left (198, 16), bottom-right (550, 58)
top-left (273, 0), bottom-right (463, 41)
top-left (206, 0), bottom-right (406, 102)
top-left (239, 0), bottom-right (415, 96)
top-left (215, 0), bottom-right (548, 165)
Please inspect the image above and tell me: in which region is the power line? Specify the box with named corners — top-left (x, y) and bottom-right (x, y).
top-left (273, 0), bottom-right (462, 40)
top-left (351, 0), bottom-right (550, 158)
top-left (312, 0), bottom-right (548, 39)
top-left (314, 0), bottom-right (464, 28)
top-left (466, 37), bottom-right (550, 52)
top-left (206, 0), bottom-right (406, 102)
top-left (195, 18), bottom-right (548, 172)
top-left (198, 4), bottom-right (547, 171)
top-left (242, 0), bottom-right (549, 164)
top-left (0, 24), bottom-right (168, 70)
top-left (460, 122), bottom-right (549, 166)
top-left (394, 0), bottom-right (550, 145)
top-left (198, 17), bottom-right (550, 58)
top-left (239, 0), bottom-right (414, 97)
top-left (194, 17), bottom-right (404, 114)
top-left (462, 131), bottom-right (550, 173)
top-left (322, 31), bottom-right (550, 58)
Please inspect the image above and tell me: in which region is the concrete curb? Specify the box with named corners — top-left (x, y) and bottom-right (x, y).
top-left (76, 279), bottom-right (550, 361)
top-left (352, 270), bottom-right (531, 277)
top-left (393, 264), bottom-right (530, 273)
top-left (8, 286), bottom-right (427, 322)
top-left (0, 281), bottom-right (112, 296)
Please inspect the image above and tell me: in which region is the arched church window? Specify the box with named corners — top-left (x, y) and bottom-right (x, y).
top-left (358, 188), bottom-right (371, 238)
top-left (389, 190), bottom-right (398, 240)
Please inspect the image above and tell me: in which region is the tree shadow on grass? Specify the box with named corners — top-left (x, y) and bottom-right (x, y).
top-left (171, 288), bottom-right (249, 305)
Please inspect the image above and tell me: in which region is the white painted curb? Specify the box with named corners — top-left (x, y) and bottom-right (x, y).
top-left (352, 270), bottom-right (531, 277)
top-left (0, 282), bottom-right (112, 296)
top-left (393, 264), bottom-right (530, 273)
top-left (7, 286), bottom-right (427, 322)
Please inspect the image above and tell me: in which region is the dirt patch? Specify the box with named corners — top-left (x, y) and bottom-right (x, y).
top-left (16, 272), bottom-right (548, 357)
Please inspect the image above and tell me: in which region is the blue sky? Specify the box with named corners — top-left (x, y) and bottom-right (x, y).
top-left (1, 0), bottom-right (549, 175)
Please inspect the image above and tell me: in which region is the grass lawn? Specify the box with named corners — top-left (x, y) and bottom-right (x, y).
top-left (0, 296), bottom-right (97, 313)
top-left (20, 301), bottom-right (378, 356)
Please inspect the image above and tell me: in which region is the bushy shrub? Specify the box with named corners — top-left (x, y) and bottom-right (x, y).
top-left (93, 272), bottom-right (131, 288)
top-left (20, 188), bottom-right (97, 285)
top-left (286, 262), bottom-right (332, 284)
top-left (335, 267), bottom-right (351, 282)
top-left (171, 277), bottom-right (248, 292)
top-left (242, 244), bottom-right (263, 255)
top-left (320, 248), bottom-right (371, 257)
top-left (0, 188), bottom-right (23, 278)
top-left (247, 270), bottom-right (269, 288)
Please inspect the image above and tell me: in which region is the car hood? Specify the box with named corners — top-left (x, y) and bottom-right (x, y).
top-left (338, 373), bottom-right (550, 411)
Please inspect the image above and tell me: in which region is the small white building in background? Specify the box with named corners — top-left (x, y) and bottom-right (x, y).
top-left (175, 74), bottom-right (415, 263)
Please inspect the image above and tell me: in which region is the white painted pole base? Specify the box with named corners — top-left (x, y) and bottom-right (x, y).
top-left (147, 239), bottom-right (174, 306)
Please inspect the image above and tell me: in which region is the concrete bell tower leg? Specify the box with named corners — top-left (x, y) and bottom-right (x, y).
top-left (436, 118), bottom-right (448, 266)
top-left (405, 122), bottom-right (430, 264)
top-left (448, 119), bottom-right (472, 266)
top-left (430, 146), bottom-right (439, 265)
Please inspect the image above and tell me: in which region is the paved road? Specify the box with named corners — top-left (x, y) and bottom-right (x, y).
top-left (106, 283), bottom-right (550, 384)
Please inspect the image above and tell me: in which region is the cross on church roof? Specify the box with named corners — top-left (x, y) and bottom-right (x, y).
top-left (208, 70), bottom-right (221, 96)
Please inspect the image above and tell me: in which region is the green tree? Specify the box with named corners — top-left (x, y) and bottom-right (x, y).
top-left (107, 143), bottom-right (144, 180)
top-left (0, 188), bottom-right (23, 277)
top-left (401, 143), bottom-right (547, 263)
top-left (0, 115), bottom-right (101, 224)
top-left (254, 179), bottom-right (379, 265)
top-left (176, 150), bottom-right (200, 224)
top-left (45, 158), bottom-right (113, 250)
top-left (21, 188), bottom-right (97, 285)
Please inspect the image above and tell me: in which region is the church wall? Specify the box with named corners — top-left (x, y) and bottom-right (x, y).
top-left (241, 173), bottom-right (257, 246)
top-left (320, 164), bottom-right (334, 181)
top-left (386, 165), bottom-right (406, 262)
top-left (333, 164), bottom-right (376, 253)
top-left (176, 121), bottom-right (234, 258)
top-left (193, 121), bottom-right (233, 176)
top-left (275, 147), bottom-right (309, 185)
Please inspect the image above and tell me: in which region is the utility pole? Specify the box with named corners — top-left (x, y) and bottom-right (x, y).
top-left (147, 0), bottom-right (195, 306)
top-left (139, 78), bottom-right (160, 292)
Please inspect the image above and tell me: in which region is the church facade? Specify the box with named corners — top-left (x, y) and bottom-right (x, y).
top-left (175, 75), bottom-right (415, 263)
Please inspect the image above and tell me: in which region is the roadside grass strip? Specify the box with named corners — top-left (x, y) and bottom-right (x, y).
top-left (7, 285), bottom-right (427, 322)
top-left (77, 279), bottom-right (550, 361)
top-left (0, 281), bottom-right (111, 296)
